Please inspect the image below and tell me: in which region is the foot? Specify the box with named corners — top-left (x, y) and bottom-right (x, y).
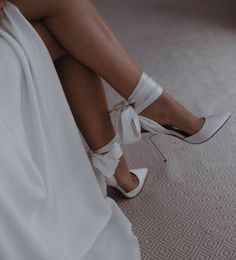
top-left (139, 91), bottom-right (205, 135)
top-left (113, 155), bottom-right (139, 193)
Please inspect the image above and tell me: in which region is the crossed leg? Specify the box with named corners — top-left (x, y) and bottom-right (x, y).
top-left (30, 20), bottom-right (139, 192)
top-left (7, 0), bottom-right (204, 192)
top-left (8, 0), bottom-right (204, 135)
top-left (8, 0), bottom-right (142, 98)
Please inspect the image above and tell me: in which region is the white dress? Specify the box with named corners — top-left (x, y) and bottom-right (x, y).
top-left (0, 2), bottom-right (141, 259)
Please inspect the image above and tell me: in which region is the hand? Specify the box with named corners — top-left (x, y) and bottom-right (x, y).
top-left (0, 0), bottom-right (6, 21)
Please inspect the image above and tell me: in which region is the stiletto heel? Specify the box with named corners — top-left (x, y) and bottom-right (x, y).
top-left (149, 134), bottom-right (167, 162)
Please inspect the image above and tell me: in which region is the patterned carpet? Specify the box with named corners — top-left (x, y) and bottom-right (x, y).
top-left (109, 130), bottom-right (236, 259)
top-left (94, 0), bottom-right (236, 259)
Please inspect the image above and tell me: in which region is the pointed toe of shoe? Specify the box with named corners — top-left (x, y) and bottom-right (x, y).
top-left (184, 112), bottom-right (232, 144)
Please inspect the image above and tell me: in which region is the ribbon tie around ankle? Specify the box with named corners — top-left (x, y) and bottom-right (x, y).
top-left (128, 73), bottom-right (164, 115)
top-left (109, 100), bottom-right (142, 144)
top-left (88, 142), bottom-right (123, 179)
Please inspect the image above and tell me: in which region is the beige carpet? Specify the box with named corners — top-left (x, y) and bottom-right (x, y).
top-left (93, 0), bottom-right (236, 259)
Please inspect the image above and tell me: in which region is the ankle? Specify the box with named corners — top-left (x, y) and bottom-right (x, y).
top-left (128, 72), bottom-right (163, 115)
top-left (139, 91), bottom-right (175, 126)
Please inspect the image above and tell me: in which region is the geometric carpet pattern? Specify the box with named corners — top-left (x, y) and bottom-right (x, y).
top-left (94, 0), bottom-right (236, 259)
top-left (109, 130), bottom-right (236, 260)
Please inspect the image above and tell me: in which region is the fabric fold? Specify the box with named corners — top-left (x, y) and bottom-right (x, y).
top-left (88, 141), bottom-right (122, 179)
top-left (109, 100), bottom-right (142, 144)
top-left (0, 2), bottom-right (141, 259)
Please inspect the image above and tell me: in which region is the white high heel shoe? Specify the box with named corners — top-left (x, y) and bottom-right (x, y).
top-left (139, 112), bottom-right (232, 144)
top-left (88, 136), bottom-right (148, 198)
top-left (109, 72), bottom-right (232, 145)
top-left (106, 168), bottom-right (148, 199)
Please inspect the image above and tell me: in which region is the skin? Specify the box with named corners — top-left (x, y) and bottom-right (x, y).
top-left (0, 0), bottom-right (5, 19)
top-left (1, 0), bottom-right (204, 192)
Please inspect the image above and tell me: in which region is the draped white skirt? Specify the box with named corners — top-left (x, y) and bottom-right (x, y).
top-left (0, 2), bottom-right (141, 259)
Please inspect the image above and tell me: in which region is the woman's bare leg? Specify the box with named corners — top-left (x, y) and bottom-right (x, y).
top-left (55, 56), bottom-right (139, 192)
top-left (8, 0), bottom-right (142, 97)
top-left (31, 20), bottom-right (139, 192)
top-left (8, 0), bottom-right (204, 135)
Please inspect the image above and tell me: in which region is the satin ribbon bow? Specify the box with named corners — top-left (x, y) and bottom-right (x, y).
top-left (109, 100), bottom-right (142, 144)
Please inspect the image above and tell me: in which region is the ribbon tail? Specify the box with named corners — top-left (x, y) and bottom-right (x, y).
top-left (110, 104), bottom-right (142, 144)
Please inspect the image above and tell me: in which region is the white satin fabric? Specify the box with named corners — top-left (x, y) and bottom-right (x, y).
top-left (128, 72), bottom-right (163, 115)
top-left (88, 137), bottom-right (123, 197)
top-left (109, 72), bottom-right (163, 144)
top-left (88, 138), bottom-right (123, 179)
top-left (109, 100), bottom-right (142, 144)
top-left (0, 2), bottom-right (141, 260)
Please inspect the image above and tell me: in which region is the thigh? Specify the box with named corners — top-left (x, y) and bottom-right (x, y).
top-left (8, 0), bottom-right (58, 21)
top-left (31, 20), bottom-right (66, 62)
